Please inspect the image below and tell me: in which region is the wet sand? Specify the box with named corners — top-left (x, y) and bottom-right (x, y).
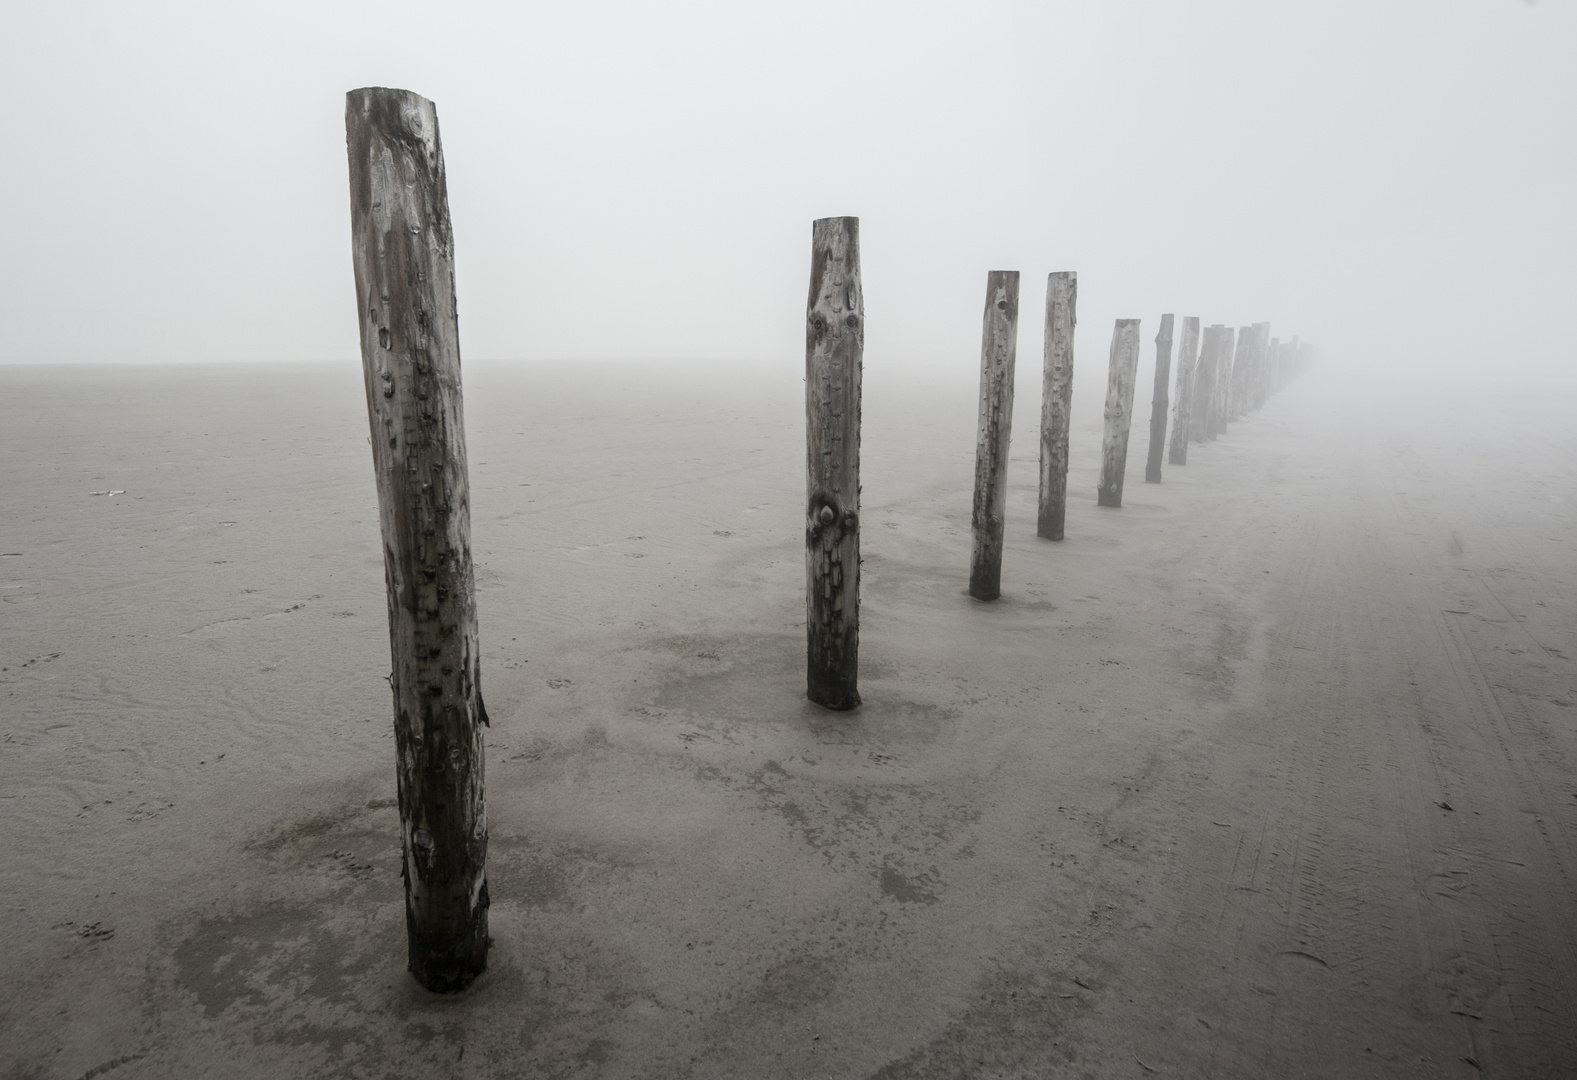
top-left (2, 360), bottom-right (1574, 1079)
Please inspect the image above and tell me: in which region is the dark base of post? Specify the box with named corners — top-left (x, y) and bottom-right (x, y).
top-left (807, 668), bottom-right (860, 711)
top-left (1097, 488), bottom-right (1122, 508)
top-left (1036, 509), bottom-right (1065, 541)
top-left (1143, 469), bottom-right (1161, 483)
top-left (407, 898), bottom-right (490, 993)
top-left (969, 568), bottom-right (1001, 602)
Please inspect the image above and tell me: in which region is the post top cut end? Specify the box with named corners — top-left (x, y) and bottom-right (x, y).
top-left (347, 86), bottom-right (434, 107)
top-left (345, 87), bottom-right (442, 158)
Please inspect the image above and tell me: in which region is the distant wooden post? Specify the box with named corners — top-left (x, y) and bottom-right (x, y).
top-left (1245, 322), bottom-right (1269, 412)
top-left (1190, 325), bottom-right (1216, 442)
top-left (969, 271), bottom-right (1020, 600)
top-left (1036, 272), bottom-right (1077, 540)
top-left (1255, 333), bottom-right (1278, 410)
top-left (1168, 316), bottom-right (1199, 465)
top-left (1214, 326), bottom-right (1236, 437)
top-left (1097, 319), bottom-right (1142, 507)
top-left (1225, 326), bottom-right (1246, 420)
top-left (805, 217), bottom-right (863, 710)
top-left (346, 87), bottom-right (489, 993)
top-left (1143, 314), bottom-right (1174, 483)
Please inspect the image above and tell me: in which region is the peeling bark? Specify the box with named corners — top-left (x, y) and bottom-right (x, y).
top-left (1097, 319), bottom-right (1142, 508)
top-left (969, 271), bottom-right (1019, 600)
top-left (1036, 272), bottom-right (1077, 540)
top-left (1168, 316), bottom-right (1200, 466)
top-left (1144, 314), bottom-right (1174, 483)
top-left (805, 217), bottom-right (862, 710)
top-left (346, 87), bottom-right (489, 993)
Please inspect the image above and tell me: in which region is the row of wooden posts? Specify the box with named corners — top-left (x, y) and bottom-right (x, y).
top-left (805, 215), bottom-right (1311, 711)
top-left (345, 88), bottom-right (1311, 991)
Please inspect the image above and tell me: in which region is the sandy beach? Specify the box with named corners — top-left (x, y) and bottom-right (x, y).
top-left (2, 359), bottom-right (1574, 1079)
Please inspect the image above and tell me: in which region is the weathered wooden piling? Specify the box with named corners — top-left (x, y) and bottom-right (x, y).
top-left (1144, 314), bottom-right (1174, 483)
top-left (346, 87), bottom-right (489, 993)
top-left (1255, 334), bottom-right (1278, 410)
top-left (1168, 316), bottom-right (1200, 465)
top-left (1036, 272), bottom-right (1077, 540)
top-left (1243, 322), bottom-right (1269, 413)
top-left (1213, 326), bottom-right (1236, 436)
top-left (1191, 325), bottom-right (1221, 442)
top-left (1285, 335), bottom-right (1303, 389)
top-left (805, 216), bottom-right (863, 710)
top-left (1224, 326), bottom-right (1250, 424)
top-left (969, 272), bottom-right (1020, 600)
top-left (1097, 319), bottom-right (1142, 507)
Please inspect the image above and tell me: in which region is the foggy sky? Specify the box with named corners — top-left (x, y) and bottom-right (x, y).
top-left (2, 1), bottom-right (1572, 378)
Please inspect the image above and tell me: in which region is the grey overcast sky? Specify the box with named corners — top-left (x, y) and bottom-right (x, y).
top-left (2, 1), bottom-right (1572, 376)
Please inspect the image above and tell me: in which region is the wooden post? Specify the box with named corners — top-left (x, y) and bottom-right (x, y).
top-left (969, 271), bottom-right (1020, 600)
top-left (1191, 324), bottom-right (1220, 442)
top-left (1036, 272), bottom-right (1077, 540)
top-left (805, 217), bottom-right (863, 710)
top-left (1225, 326), bottom-right (1245, 420)
top-left (1255, 335), bottom-right (1278, 410)
top-left (346, 87), bottom-right (489, 993)
top-left (1214, 326), bottom-right (1236, 436)
top-left (1097, 319), bottom-right (1142, 507)
top-left (1143, 314), bottom-right (1174, 483)
top-left (1244, 322), bottom-right (1269, 412)
top-left (1168, 316), bottom-right (1199, 465)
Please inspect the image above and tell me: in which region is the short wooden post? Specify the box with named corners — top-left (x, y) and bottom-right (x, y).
top-left (1168, 316), bottom-right (1199, 465)
top-left (1143, 314), bottom-right (1174, 483)
top-left (1245, 322), bottom-right (1269, 412)
top-left (346, 87), bottom-right (489, 993)
top-left (1225, 326), bottom-right (1246, 420)
top-left (1097, 319), bottom-right (1142, 507)
top-left (1214, 326), bottom-right (1236, 436)
top-left (969, 271), bottom-right (1020, 600)
top-left (1192, 324), bottom-right (1220, 441)
top-left (805, 217), bottom-right (863, 710)
top-left (1036, 272), bottom-right (1077, 540)
top-left (1255, 335), bottom-right (1278, 410)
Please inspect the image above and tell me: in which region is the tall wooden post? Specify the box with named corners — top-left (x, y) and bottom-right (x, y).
top-left (805, 217), bottom-right (863, 710)
top-left (969, 271), bottom-right (1020, 600)
top-left (346, 87), bottom-right (489, 993)
top-left (1168, 316), bottom-right (1199, 465)
top-left (1036, 272), bottom-right (1077, 540)
top-left (1097, 319), bottom-right (1142, 507)
top-left (1143, 314), bottom-right (1174, 483)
